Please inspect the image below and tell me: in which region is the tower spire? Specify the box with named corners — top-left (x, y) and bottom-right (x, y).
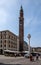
top-left (20, 5), bottom-right (23, 12)
top-left (20, 5), bottom-right (23, 17)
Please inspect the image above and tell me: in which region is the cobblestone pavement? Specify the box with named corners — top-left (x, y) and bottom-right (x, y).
top-left (0, 55), bottom-right (41, 65)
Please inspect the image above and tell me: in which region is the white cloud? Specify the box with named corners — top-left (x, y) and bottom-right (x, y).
top-left (0, 0), bottom-right (18, 25)
top-left (0, 8), bottom-right (8, 26)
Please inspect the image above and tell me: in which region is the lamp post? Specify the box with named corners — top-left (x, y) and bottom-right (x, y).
top-left (27, 34), bottom-right (31, 55)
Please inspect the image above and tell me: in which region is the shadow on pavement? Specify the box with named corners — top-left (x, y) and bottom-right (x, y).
top-left (0, 63), bottom-right (21, 65)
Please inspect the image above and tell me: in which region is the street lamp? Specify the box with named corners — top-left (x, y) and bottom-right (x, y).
top-left (27, 34), bottom-right (31, 55)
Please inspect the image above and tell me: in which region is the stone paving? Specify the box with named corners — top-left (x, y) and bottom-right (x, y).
top-left (0, 55), bottom-right (41, 65)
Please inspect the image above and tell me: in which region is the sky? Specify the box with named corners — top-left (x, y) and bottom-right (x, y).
top-left (0, 0), bottom-right (41, 47)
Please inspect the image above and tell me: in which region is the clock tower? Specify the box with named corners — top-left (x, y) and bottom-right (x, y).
top-left (19, 6), bottom-right (24, 51)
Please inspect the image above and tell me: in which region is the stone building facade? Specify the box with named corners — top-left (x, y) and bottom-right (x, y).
top-left (0, 30), bottom-right (19, 54)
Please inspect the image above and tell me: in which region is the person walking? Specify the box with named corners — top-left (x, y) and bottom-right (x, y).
top-left (36, 54), bottom-right (39, 60)
top-left (30, 54), bottom-right (33, 61)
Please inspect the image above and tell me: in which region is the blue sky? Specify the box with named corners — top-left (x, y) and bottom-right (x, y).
top-left (0, 0), bottom-right (41, 47)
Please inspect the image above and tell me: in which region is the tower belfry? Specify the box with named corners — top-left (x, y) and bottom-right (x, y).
top-left (19, 6), bottom-right (24, 51)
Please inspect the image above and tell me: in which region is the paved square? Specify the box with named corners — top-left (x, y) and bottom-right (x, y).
top-left (0, 55), bottom-right (41, 65)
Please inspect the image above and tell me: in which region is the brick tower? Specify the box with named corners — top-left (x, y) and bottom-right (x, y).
top-left (19, 6), bottom-right (24, 51)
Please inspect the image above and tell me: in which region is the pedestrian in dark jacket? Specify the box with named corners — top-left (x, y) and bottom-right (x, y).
top-left (36, 54), bottom-right (39, 60)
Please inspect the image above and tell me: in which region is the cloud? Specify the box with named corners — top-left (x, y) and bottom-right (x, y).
top-left (0, 0), bottom-right (18, 25)
top-left (0, 0), bottom-right (19, 32)
top-left (0, 8), bottom-right (8, 24)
